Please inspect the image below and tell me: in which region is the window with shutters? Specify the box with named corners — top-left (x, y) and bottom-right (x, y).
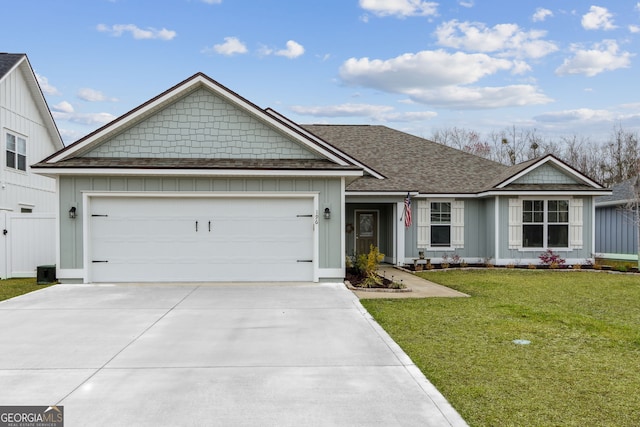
top-left (430, 202), bottom-right (451, 247)
top-left (522, 199), bottom-right (569, 248)
top-left (417, 200), bottom-right (464, 250)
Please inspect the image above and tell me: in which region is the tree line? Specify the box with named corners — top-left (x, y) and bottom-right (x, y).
top-left (430, 125), bottom-right (639, 187)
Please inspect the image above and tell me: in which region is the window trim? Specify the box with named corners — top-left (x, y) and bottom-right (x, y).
top-left (430, 201), bottom-right (452, 248)
top-left (520, 198), bottom-right (570, 251)
top-left (5, 130), bottom-right (28, 173)
top-left (417, 199), bottom-right (464, 251)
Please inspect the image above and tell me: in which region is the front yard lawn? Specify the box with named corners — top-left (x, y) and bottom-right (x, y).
top-left (361, 270), bottom-right (640, 427)
top-left (0, 278), bottom-right (52, 302)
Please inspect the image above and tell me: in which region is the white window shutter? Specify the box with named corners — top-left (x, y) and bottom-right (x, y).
top-left (569, 198), bottom-right (583, 249)
top-left (417, 200), bottom-right (430, 248)
top-left (508, 198), bottom-right (522, 249)
top-left (451, 200), bottom-right (464, 248)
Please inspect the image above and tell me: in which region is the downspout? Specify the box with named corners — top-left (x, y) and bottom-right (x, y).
top-left (494, 196), bottom-right (500, 263)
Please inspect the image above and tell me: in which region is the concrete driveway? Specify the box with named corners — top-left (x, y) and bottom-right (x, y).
top-left (0, 282), bottom-right (466, 426)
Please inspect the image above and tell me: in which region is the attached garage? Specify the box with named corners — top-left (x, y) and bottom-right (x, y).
top-left (33, 73), bottom-right (365, 283)
top-left (87, 195), bottom-right (317, 283)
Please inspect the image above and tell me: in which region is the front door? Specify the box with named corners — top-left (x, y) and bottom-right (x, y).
top-left (355, 211), bottom-right (378, 255)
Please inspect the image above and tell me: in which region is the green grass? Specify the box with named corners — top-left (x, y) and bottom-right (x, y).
top-left (361, 270), bottom-right (640, 427)
top-left (0, 278), bottom-right (53, 302)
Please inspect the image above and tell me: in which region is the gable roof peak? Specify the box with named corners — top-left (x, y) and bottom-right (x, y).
top-left (42, 72), bottom-right (364, 170)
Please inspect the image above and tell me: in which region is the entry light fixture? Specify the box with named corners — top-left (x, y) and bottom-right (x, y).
top-left (324, 207), bottom-right (331, 220)
top-left (69, 206), bottom-right (77, 219)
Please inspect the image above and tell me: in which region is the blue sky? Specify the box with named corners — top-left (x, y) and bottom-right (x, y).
top-left (3, 0), bottom-right (640, 144)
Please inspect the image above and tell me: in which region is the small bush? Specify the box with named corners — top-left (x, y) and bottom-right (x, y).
top-left (356, 245), bottom-right (385, 288)
top-left (539, 249), bottom-right (565, 267)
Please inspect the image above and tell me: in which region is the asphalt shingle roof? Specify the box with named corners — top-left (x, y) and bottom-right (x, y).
top-left (303, 124), bottom-right (511, 193)
top-left (0, 53), bottom-right (25, 80)
top-left (596, 177), bottom-right (640, 205)
top-left (32, 157), bottom-right (361, 171)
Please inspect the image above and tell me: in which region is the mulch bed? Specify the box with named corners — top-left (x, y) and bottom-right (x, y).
top-left (345, 269), bottom-right (396, 288)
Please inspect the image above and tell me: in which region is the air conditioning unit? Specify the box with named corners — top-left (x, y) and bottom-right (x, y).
top-left (37, 265), bottom-right (56, 285)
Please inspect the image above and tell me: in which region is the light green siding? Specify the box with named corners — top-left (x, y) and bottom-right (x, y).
top-left (59, 176), bottom-right (342, 271)
top-left (345, 203), bottom-right (394, 259)
top-left (405, 199), bottom-right (486, 261)
top-left (83, 88), bottom-right (320, 160)
top-left (498, 196), bottom-right (593, 262)
top-left (484, 198), bottom-right (496, 260)
top-left (512, 163), bottom-right (580, 185)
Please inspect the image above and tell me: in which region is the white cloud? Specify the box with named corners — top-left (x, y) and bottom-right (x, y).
top-left (35, 73), bottom-right (60, 96)
top-left (52, 101), bottom-right (74, 113)
top-left (405, 85), bottom-right (552, 109)
top-left (77, 88), bottom-right (117, 102)
top-left (534, 108), bottom-right (614, 123)
top-left (340, 50), bottom-right (514, 90)
top-left (58, 128), bottom-right (84, 144)
top-left (532, 8), bottom-right (553, 22)
top-left (435, 20), bottom-right (558, 59)
top-left (555, 40), bottom-right (632, 77)
top-left (96, 24), bottom-right (176, 40)
top-left (511, 60), bottom-right (532, 74)
top-left (359, 0), bottom-right (438, 18)
top-left (275, 40), bottom-right (305, 58)
top-left (384, 111), bottom-right (438, 121)
top-left (339, 50), bottom-right (551, 109)
top-left (52, 111), bottom-right (116, 126)
top-left (636, 2), bottom-right (640, 11)
top-left (581, 6), bottom-right (616, 30)
top-left (201, 0), bottom-right (222, 3)
top-left (203, 37), bottom-right (248, 55)
top-left (459, 1), bottom-right (474, 8)
top-left (291, 103), bottom-right (394, 117)
top-left (630, 25), bottom-right (640, 33)
top-left (290, 103), bottom-right (436, 122)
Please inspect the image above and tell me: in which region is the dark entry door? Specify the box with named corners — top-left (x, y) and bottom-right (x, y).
top-left (355, 211), bottom-right (378, 255)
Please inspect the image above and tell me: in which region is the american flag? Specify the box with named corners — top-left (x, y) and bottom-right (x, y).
top-left (403, 194), bottom-right (412, 228)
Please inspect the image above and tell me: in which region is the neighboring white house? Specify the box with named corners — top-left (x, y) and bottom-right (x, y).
top-left (0, 53), bottom-right (63, 278)
top-left (0, 53), bottom-right (63, 213)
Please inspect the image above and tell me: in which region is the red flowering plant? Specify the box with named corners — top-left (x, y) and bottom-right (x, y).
top-left (538, 249), bottom-right (565, 269)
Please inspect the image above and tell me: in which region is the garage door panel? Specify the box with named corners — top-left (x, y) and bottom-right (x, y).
top-left (89, 197), bottom-right (315, 282)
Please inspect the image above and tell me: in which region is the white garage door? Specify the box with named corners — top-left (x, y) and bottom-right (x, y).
top-left (88, 196), bottom-right (315, 282)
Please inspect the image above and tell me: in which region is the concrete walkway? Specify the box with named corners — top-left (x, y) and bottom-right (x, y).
top-left (350, 265), bottom-right (469, 299)
top-left (0, 282), bottom-right (467, 427)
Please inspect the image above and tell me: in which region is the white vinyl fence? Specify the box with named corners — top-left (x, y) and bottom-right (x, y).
top-left (0, 211), bottom-right (55, 279)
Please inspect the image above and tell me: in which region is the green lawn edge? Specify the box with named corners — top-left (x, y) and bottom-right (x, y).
top-left (361, 270), bottom-right (640, 427)
top-left (0, 278), bottom-right (53, 302)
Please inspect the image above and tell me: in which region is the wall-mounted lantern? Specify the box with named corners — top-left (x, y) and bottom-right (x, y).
top-left (69, 207), bottom-right (77, 219)
top-left (324, 207), bottom-right (331, 220)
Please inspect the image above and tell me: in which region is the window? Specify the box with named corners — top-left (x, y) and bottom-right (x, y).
top-left (430, 202), bottom-right (451, 247)
top-left (6, 132), bottom-right (27, 171)
top-left (522, 200), bottom-right (568, 248)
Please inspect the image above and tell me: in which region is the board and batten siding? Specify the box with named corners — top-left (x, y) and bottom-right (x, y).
top-left (595, 205), bottom-right (638, 255)
top-left (0, 62), bottom-right (57, 212)
top-left (406, 198), bottom-right (485, 262)
top-left (344, 202), bottom-right (394, 259)
top-left (58, 176), bottom-right (343, 272)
